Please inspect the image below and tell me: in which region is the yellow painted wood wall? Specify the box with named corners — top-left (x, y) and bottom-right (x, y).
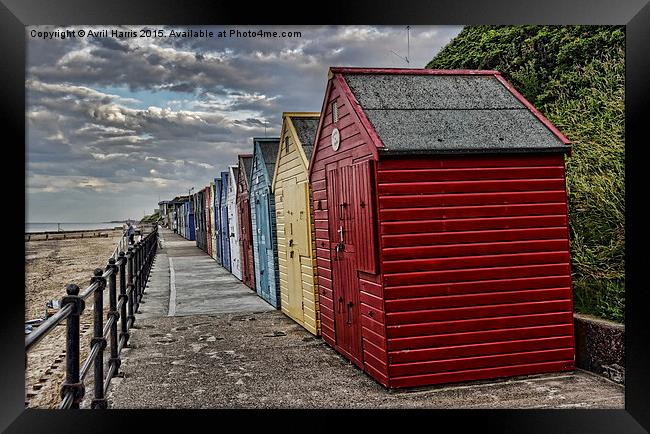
top-left (272, 113), bottom-right (320, 335)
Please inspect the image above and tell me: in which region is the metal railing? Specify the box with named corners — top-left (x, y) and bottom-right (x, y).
top-left (25, 225), bottom-right (159, 409)
top-left (110, 223), bottom-right (157, 260)
top-left (110, 230), bottom-right (128, 261)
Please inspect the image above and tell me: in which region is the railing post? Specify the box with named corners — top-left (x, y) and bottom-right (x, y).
top-left (134, 242), bottom-right (141, 311)
top-left (141, 238), bottom-right (147, 297)
top-left (145, 232), bottom-right (153, 286)
top-left (138, 240), bottom-right (143, 306)
top-left (90, 268), bottom-right (107, 409)
top-left (145, 235), bottom-right (150, 280)
top-left (147, 230), bottom-right (156, 274)
top-left (142, 240), bottom-right (148, 295)
top-left (60, 283), bottom-right (85, 409)
top-left (151, 231), bottom-right (156, 278)
top-left (107, 258), bottom-right (120, 377)
top-left (126, 247), bottom-right (136, 329)
top-left (140, 239), bottom-right (145, 300)
top-left (118, 252), bottom-right (129, 348)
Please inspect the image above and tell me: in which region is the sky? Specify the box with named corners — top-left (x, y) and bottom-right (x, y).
top-left (26, 25), bottom-right (463, 223)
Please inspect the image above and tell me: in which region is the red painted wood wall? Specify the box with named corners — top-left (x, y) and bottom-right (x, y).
top-left (377, 153), bottom-right (575, 388)
top-left (310, 71), bottom-right (575, 389)
top-left (238, 162), bottom-right (256, 290)
top-left (310, 77), bottom-right (389, 385)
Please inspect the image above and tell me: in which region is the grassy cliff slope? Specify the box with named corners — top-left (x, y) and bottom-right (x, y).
top-left (427, 26), bottom-right (625, 322)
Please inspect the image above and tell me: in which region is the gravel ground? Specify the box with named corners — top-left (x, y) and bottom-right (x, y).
top-left (109, 310), bottom-right (624, 409)
top-left (24, 231), bottom-right (123, 408)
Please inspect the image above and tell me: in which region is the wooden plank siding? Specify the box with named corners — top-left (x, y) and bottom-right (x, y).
top-left (251, 140), bottom-right (281, 308)
top-left (206, 184), bottom-right (213, 258)
top-left (193, 191), bottom-right (204, 250)
top-left (214, 178), bottom-right (223, 265)
top-left (376, 153), bottom-right (575, 388)
top-left (227, 165), bottom-right (242, 280)
top-left (309, 69), bottom-right (574, 389)
top-left (237, 155), bottom-right (256, 290)
top-left (272, 113), bottom-right (321, 335)
top-left (210, 182), bottom-right (218, 261)
top-left (309, 79), bottom-right (389, 383)
top-left (220, 172), bottom-right (231, 272)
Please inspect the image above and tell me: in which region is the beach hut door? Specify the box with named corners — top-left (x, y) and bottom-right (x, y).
top-left (326, 163), bottom-right (362, 363)
top-left (242, 196), bottom-right (255, 286)
top-left (256, 189), bottom-right (271, 300)
top-left (284, 180), bottom-right (305, 321)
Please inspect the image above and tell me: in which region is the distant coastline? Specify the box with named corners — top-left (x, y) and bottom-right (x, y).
top-left (25, 222), bottom-right (125, 233)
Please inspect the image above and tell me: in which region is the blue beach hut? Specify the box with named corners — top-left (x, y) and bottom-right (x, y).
top-left (187, 199), bottom-right (196, 241)
top-left (250, 137), bottom-right (281, 308)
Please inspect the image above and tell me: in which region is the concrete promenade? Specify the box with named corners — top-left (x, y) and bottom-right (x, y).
top-left (108, 228), bottom-right (624, 409)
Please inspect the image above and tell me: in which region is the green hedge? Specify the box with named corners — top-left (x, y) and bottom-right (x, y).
top-left (140, 212), bottom-right (161, 224)
top-left (427, 26), bottom-right (625, 323)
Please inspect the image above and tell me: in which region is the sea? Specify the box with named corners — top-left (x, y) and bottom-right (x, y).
top-left (25, 222), bottom-right (125, 233)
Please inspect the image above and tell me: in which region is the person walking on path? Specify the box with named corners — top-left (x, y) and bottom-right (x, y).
top-left (157, 223), bottom-right (164, 250)
top-left (127, 222), bottom-right (135, 246)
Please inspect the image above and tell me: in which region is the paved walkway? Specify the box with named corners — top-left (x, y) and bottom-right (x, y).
top-left (108, 228), bottom-right (624, 409)
top-left (137, 229), bottom-right (274, 319)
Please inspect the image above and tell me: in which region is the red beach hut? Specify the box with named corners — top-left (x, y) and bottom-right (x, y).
top-left (308, 67), bottom-right (575, 388)
top-left (237, 154), bottom-right (256, 290)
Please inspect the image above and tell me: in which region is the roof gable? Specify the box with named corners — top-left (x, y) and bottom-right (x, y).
top-left (220, 171), bottom-right (228, 191)
top-left (331, 67), bottom-right (570, 155)
top-left (253, 138), bottom-right (280, 185)
top-left (228, 166), bottom-right (238, 197)
top-left (237, 155), bottom-right (253, 191)
top-left (289, 116), bottom-right (319, 161)
top-left (272, 112), bottom-right (319, 189)
top-left (214, 178), bottom-right (222, 201)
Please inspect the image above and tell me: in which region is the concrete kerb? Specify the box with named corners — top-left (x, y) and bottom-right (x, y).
top-left (574, 313), bottom-right (625, 384)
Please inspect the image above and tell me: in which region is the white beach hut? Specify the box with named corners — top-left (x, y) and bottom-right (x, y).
top-left (227, 164), bottom-right (242, 280)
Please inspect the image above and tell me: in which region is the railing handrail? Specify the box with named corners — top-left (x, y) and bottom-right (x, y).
top-left (25, 303), bottom-right (73, 351)
top-left (25, 225), bottom-right (159, 409)
top-left (26, 255), bottom-right (123, 349)
top-left (109, 223), bottom-right (157, 260)
top-left (110, 230), bottom-right (128, 261)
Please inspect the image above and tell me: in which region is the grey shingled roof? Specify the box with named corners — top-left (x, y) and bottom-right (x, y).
top-left (342, 73), bottom-right (568, 154)
top-left (255, 139), bottom-right (280, 179)
top-left (290, 117), bottom-right (319, 160)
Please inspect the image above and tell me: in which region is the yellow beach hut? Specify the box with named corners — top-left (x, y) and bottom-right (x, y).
top-left (271, 112), bottom-right (321, 335)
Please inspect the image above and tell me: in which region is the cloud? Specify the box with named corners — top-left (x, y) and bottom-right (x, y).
top-left (26, 25), bottom-right (463, 222)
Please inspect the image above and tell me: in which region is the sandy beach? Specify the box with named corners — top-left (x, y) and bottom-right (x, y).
top-left (25, 230), bottom-right (124, 408)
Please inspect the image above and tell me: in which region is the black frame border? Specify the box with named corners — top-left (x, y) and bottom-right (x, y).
top-left (3, 1), bottom-right (648, 432)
